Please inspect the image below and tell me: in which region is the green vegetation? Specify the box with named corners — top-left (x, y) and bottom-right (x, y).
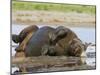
top-left (12, 1), bottom-right (96, 14)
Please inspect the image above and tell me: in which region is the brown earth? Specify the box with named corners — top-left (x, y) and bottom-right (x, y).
top-left (12, 56), bottom-right (95, 74)
top-left (12, 10), bottom-right (96, 27)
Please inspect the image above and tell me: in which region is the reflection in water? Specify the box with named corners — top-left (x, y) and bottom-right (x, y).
top-left (12, 24), bottom-right (96, 69)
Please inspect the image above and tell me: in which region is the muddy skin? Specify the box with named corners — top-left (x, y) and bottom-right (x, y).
top-left (15, 31), bottom-right (34, 52)
top-left (12, 25), bottom-right (39, 52)
top-left (12, 25), bottom-right (39, 44)
top-left (15, 51), bottom-right (25, 57)
top-left (49, 26), bottom-right (87, 57)
top-left (41, 26), bottom-right (86, 57)
top-left (12, 25), bottom-right (39, 57)
top-left (66, 38), bottom-right (85, 57)
top-left (25, 26), bottom-right (56, 57)
top-left (13, 26), bottom-right (87, 57)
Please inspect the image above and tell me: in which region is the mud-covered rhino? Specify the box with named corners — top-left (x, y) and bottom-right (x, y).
top-left (12, 25), bottom-right (88, 57)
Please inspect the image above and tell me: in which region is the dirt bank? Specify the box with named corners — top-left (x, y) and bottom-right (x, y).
top-left (12, 10), bottom-right (96, 27)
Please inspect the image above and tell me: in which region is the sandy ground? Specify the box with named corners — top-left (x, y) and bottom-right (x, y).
top-left (12, 10), bottom-right (96, 27)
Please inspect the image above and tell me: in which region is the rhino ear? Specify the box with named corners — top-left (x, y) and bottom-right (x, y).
top-left (53, 26), bottom-right (68, 42)
top-left (48, 26), bottom-right (68, 45)
top-left (55, 26), bottom-right (68, 38)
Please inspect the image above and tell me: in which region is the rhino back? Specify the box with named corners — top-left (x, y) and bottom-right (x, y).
top-left (25, 26), bottom-right (55, 56)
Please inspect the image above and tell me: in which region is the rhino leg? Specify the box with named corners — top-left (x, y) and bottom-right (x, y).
top-left (14, 25), bottom-right (39, 54)
top-left (41, 45), bottom-right (49, 56)
top-left (15, 32), bottom-right (33, 52)
top-left (15, 51), bottom-right (25, 57)
top-left (41, 45), bottom-right (56, 56)
top-left (18, 25), bottom-right (39, 43)
top-left (12, 25), bottom-right (39, 44)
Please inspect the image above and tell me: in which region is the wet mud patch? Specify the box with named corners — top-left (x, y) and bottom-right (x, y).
top-left (12, 56), bottom-right (95, 74)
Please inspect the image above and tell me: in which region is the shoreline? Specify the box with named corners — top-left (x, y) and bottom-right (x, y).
top-left (12, 23), bottom-right (95, 28)
top-left (12, 10), bottom-right (96, 28)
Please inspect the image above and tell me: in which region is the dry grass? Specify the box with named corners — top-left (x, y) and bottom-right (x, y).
top-left (12, 10), bottom-right (96, 27)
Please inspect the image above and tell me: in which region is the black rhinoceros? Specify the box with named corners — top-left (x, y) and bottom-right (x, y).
top-left (12, 25), bottom-right (87, 57)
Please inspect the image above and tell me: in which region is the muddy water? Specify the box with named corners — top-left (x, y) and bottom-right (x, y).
top-left (11, 24), bottom-right (96, 73)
